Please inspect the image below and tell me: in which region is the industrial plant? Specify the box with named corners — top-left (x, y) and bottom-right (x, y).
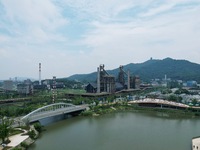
top-left (85, 64), bottom-right (140, 94)
top-left (1, 62), bottom-right (142, 98)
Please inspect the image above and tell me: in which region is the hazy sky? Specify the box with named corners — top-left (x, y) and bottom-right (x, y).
top-left (0, 0), bottom-right (200, 80)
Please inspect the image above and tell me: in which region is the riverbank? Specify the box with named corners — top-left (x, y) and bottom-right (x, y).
top-left (0, 124), bottom-right (41, 150)
top-left (81, 103), bottom-right (200, 119)
top-left (7, 103), bottom-right (198, 150)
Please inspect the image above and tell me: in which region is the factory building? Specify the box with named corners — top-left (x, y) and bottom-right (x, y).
top-left (135, 76), bottom-right (141, 89)
top-left (117, 65), bottom-right (140, 90)
top-left (17, 84), bottom-right (33, 95)
top-left (97, 65), bottom-right (116, 93)
top-left (17, 79), bottom-right (33, 95)
top-left (85, 83), bottom-right (97, 93)
top-left (85, 64), bottom-right (140, 93)
top-left (3, 80), bottom-right (14, 91)
top-left (101, 75), bottom-right (115, 93)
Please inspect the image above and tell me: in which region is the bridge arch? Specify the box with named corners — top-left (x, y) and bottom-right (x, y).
top-left (21, 103), bottom-right (76, 124)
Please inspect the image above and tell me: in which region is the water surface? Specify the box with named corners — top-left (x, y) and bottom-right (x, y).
top-left (29, 112), bottom-right (200, 150)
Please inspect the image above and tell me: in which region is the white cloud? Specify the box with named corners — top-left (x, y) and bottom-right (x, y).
top-left (2, 0), bottom-right (67, 28)
top-left (0, 0), bottom-right (68, 44)
top-left (0, 0), bottom-right (200, 79)
top-left (80, 1), bottom-right (200, 69)
top-left (140, 3), bottom-right (175, 17)
top-left (61, 0), bottom-right (154, 21)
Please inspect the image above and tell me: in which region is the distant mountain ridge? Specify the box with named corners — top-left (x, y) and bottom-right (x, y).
top-left (67, 58), bottom-right (200, 83)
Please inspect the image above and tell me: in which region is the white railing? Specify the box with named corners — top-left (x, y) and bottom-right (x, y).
top-left (21, 103), bottom-right (85, 123)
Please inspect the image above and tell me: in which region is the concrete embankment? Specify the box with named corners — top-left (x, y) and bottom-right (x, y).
top-left (192, 137), bottom-right (200, 150)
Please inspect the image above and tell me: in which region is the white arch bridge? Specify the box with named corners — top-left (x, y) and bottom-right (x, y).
top-left (21, 103), bottom-right (88, 124)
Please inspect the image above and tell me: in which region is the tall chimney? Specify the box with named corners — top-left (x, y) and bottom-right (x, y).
top-left (97, 67), bottom-right (100, 93)
top-left (127, 70), bottom-right (130, 90)
top-left (39, 63), bottom-right (41, 85)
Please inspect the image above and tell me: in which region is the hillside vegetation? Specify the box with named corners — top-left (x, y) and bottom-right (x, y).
top-left (67, 58), bottom-right (200, 83)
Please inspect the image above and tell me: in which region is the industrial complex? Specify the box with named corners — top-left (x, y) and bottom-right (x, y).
top-left (85, 64), bottom-right (140, 93)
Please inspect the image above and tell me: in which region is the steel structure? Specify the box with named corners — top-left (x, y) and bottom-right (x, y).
top-left (21, 103), bottom-right (87, 124)
top-left (97, 64), bottom-right (115, 93)
top-left (117, 65), bottom-right (131, 89)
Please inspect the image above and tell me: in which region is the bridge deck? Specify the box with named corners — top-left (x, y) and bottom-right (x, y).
top-left (128, 98), bottom-right (189, 108)
top-left (21, 103), bottom-right (88, 123)
top-left (29, 106), bottom-right (86, 122)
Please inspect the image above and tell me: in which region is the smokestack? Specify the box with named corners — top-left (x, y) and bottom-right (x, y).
top-left (97, 67), bottom-right (100, 93)
top-left (39, 63), bottom-right (41, 85)
top-left (127, 70), bottom-right (130, 90)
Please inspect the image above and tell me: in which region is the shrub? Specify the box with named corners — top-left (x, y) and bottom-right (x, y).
top-left (34, 123), bottom-right (43, 133)
top-left (12, 148), bottom-right (23, 150)
top-left (28, 130), bottom-right (35, 139)
top-left (20, 142), bottom-right (28, 148)
top-left (81, 111), bottom-right (93, 116)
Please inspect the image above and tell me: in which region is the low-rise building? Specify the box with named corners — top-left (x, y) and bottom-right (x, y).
top-left (187, 81), bottom-right (197, 87)
top-left (17, 84), bottom-right (33, 95)
top-left (3, 80), bottom-right (14, 91)
top-left (85, 83), bottom-right (97, 93)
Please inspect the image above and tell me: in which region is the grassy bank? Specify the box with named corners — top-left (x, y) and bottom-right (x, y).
top-left (81, 103), bottom-right (200, 119)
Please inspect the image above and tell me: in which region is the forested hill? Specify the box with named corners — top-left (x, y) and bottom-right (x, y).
top-left (67, 58), bottom-right (200, 83)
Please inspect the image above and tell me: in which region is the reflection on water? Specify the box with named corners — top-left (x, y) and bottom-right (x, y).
top-left (29, 112), bottom-right (200, 150)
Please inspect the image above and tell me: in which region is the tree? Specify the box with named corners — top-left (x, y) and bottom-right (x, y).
top-left (0, 116), bottom-right (13, 143)
top-left (167, 94), bottom-right (178, 102)
top-left (174, 90), bottom-right (181, 95)
top-left (192, 99), bottom-right (197, 105)
top-left (34, 123), bottom-right (43, 133)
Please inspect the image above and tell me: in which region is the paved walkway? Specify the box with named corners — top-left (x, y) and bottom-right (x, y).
top-left (7, 134), bottom-right (29, 147)
top-left (7, 129), bottom-right (29, 147)
top-left (0, 134), bottom-right (28, 150)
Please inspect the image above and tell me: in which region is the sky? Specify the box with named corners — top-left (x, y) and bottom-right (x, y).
top-left (0, 0), bottom-right (200, 80)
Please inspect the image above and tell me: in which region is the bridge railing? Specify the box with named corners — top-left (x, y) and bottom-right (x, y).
top-left (21, 103), bottom-right (77, 123)
top-left (27, 106), bottom-right (84, 122)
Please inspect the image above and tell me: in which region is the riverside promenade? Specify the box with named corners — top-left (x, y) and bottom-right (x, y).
top-left (0, 130), bottom-right (29, 150)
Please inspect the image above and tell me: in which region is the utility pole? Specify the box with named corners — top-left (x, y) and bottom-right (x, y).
top-left (52, 76), bottom-right (56, 103)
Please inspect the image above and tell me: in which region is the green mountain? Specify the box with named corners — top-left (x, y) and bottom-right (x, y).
top-left (67, 58), bottom-right (200, 83)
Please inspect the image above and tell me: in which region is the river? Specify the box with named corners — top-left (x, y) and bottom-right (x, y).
top-left (29, 112), bottom-right (200, 150)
